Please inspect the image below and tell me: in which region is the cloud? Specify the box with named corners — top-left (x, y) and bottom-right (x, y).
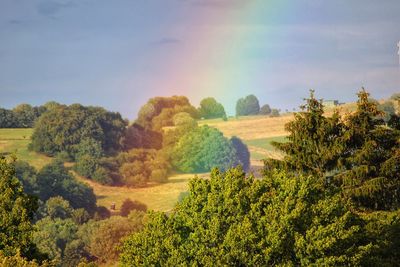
top-left (151, 37), bottom-right (182, 46)
top-left (183, 0), bottom-right (246, 9)
top-left (36, 0), bottom-right (74, 18)
top-left (8, 19), bottom-right (23, 25)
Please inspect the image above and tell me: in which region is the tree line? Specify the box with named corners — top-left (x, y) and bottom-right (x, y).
top-left (28, 96), bottom-right (251, 187)
top-left (119, 89), bottom-right (400, 266)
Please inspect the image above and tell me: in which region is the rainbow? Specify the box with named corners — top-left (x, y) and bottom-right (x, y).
top-left (148, 0), bottom-right (290, 114)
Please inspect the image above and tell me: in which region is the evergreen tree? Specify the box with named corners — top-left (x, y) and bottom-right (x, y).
top-left (336, 89), bottom-right (400, 210)
top-left (265, 90), bottom-right (345, 179)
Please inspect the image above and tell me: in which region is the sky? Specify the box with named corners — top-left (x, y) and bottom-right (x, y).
top-left (0, 0), bottom-right (400, 119)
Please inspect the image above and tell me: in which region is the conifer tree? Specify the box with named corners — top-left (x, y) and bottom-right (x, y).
top-left (337, 89), bottom-right (400, 210)
top-left (265, 90), bottom-right (345, 180)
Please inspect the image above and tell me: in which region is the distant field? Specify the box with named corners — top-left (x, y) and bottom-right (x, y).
top-left (199, 114), bottom-right (291, 140)
top-left (0, 128), bottom-right (52, 169)
top-left (74, 171), bottom-right (207, 213)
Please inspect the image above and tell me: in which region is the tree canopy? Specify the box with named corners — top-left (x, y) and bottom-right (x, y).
top-left (136, 96), bottom-right (199, 131)
top-left (171, 125), bottom-right (239, 173)
top-left (198, 97), bottom-right (226, 119)
top-left (120, 167), bottom-right (372, 266)
top-left (30, 104), bottom-right (126, 158)
top-left (236, 95), bottom-right (260, 116)
top-left (0, 157), bottom-right (38, 258)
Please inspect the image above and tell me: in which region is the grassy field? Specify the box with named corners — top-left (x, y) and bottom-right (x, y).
top-left (74, 171), bottom-right (207, 213)
top-left (0, 128), bottom-right (52, 169)
top-left (199, 114), bottom-right (292, 140)
top-left (0, 115), bottom-right (290, 212)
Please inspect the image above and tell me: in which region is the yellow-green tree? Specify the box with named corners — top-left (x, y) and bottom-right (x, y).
top-left (0, 157), bottom-right (38, 258)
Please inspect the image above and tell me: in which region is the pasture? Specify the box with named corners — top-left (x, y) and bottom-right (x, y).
top-left (0, 114), bottom-right (291, 211)
top-left (0, 128), bottom-right (52, 169)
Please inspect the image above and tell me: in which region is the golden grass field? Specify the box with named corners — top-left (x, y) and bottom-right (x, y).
top-left (0, 114), bottom-right (293, 212)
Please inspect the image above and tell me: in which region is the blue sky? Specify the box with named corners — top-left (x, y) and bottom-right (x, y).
top-left (0, 0), bottom-right (399, 119)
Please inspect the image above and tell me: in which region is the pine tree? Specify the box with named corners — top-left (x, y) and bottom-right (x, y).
top-left (337, 89), bottom-right (400, 210)
top-left (265, 90), bottom-right (345, 180)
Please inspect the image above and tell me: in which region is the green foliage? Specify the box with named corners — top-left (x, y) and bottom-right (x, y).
top-left (0, 108), bottom-right (18, 128)
top-left (120, 198), bottom-right (147, 217)
top-left (121, 123), bottom-right (162, 150)
top-left (33, 217), bottom-right (80, 265)
top-left (36, 160), bottom-right (97, 213)
top-left (198, 97), bottom-right (226, 119)
top-left (336, 90), bottom-right (400, 210)
top-left (117, 149), bottom-right (170, 187)
top-left (14, 160), bottom-right (39, 196)
top-left (30, 104), bottom-right (126, 157)
top-left (120, 167), bottom-right (372, 266)
top-left (268, 89), bottom-right (400, 211)
top-left (171, 125), bottom-right (239, 173)
top-left (40, 197), bottom-right (74, 220)
top-left (378, 101), bottom-right (396, 122)
top-left (0, 157), bottom-right (39, 258)
top-left (0, 251), bottom-right (54, 267)
top-left (265, 90), bottom-right (345, 178)
top-left (236, 94), bottom-right (260, 116)
top-left (136, 96), bottom-right (199, 131)
top-left (259, 104), bottom-right (271, 115)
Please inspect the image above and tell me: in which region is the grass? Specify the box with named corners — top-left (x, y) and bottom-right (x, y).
top-left (0, 114), bottom-right (292, 212)
top-left (0, 128), bottom-right (52, 170)
top-left (74, 171), bottom-right (208, 212)
top-left (198, 114), bottom-right (292, 140)
top-left (244, 136), bottom-right (288, 152)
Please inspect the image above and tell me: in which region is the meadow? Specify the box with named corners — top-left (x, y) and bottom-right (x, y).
top-left (0, 114), bottom-right (291, 212)
top-left (0, 128), bottom-right (52, 169)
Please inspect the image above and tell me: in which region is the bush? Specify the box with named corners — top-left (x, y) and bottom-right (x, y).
top-left (120, 199), bottom-right (147, 217)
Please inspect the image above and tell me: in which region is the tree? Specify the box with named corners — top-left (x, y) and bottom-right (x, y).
top-left (85, 213), bottom-right (145, 264)
top-left (0, 157), bottom-right (38, 258)
top-left (13, 104), bottom-right (37, 128)
top-left (198, 97), bottom-right (226, 119)
top-left (36, 160), bottom-right (97, 213)
top-left (14, 161), bottom-right (39, 196)
top-left (30, 104), bottom-right (126, 157)
top-left (269, 89), bottom-right (400, 211)
top-left (0, 108), bottom-right (17, 128)
top-left (33, 217), bottom-right (80, 264)
top-left (136, 96), bottom-right (199, 131)
top-left (120, 198), bottom-right (147, 217)
top-left (121, 123), bottom-right (162, 150)
top-left (171, 126), bottom-right (239, 173)
top-left (265, 90), bottom-right (345, 179)
top-left (236, 95), bottom-right (260, 116)
top-left (336, 90), bottom-right (400, 210)
top-left (259, 104), bottom-right (271, 115)
top-left (120, 167), bottom-right (372, 266)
